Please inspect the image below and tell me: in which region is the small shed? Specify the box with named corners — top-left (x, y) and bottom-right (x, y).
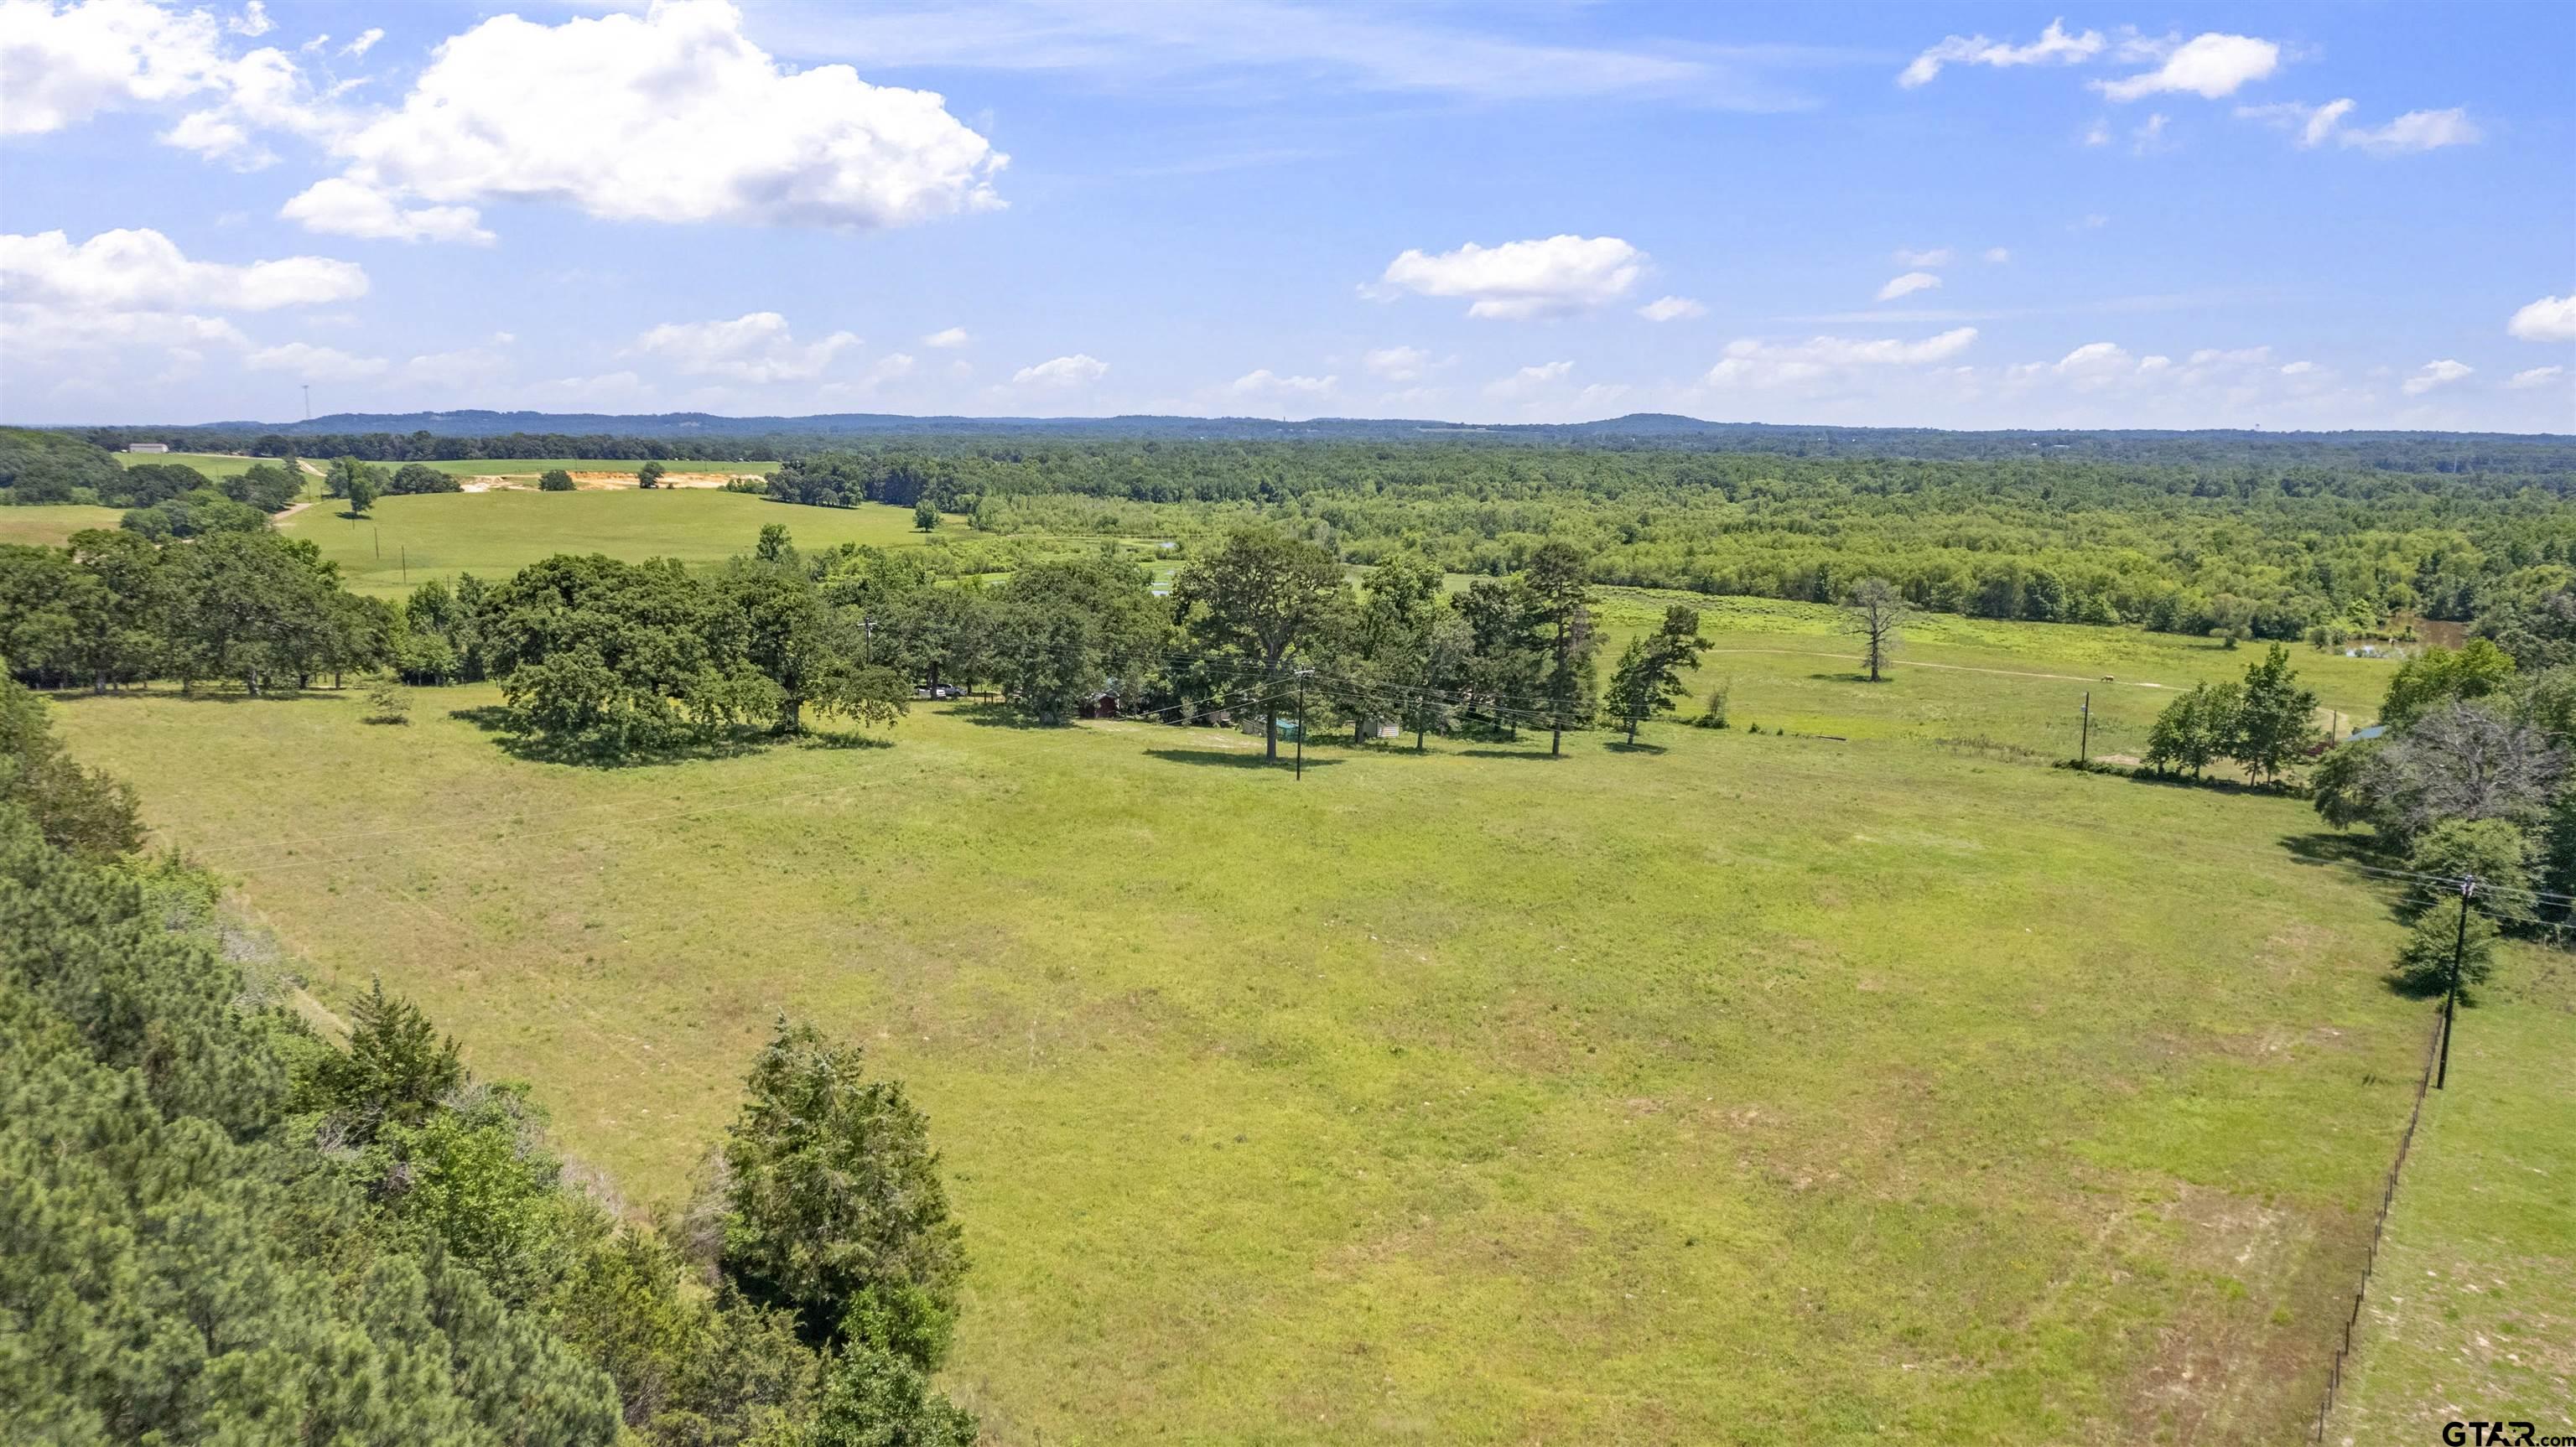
top-left (126, 443), bottom-right (169, 454)
top-left (1078, 692), bottom-right (1120, 719)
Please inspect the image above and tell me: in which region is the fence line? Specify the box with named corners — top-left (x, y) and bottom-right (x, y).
top-left (2310, 1003), bottom-right (2448, 1442)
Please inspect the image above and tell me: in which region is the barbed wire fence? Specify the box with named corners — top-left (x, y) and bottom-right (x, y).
top-left (2309, 997), bottom-right (2448, 1444)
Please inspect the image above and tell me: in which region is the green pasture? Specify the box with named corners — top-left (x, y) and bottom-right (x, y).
top-left (112, 453), bottom-right (779, 480)
top-left (53, 631), bottom-right (2474, 1444)
top-left (113, 450), bottom-right (268, 478)
top-left (284, 490), bottom-right (943, 596)
top-left (1586, 590), bottom-right (2397, 765)
top-left (0, 503), bottom-right (124, 547)
top-left (2325, 941), bottom-right (2576, 1439)
top-left (415, 458), bottom-right (781, 478)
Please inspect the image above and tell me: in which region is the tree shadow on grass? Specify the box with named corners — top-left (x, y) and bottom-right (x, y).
top-left (1807, 672), bottom-right (1882, 684)
top-left (2381, 966), bottom-right (2457, 1002)
top-left (1142, 748), bottom-right (1337, 770)
top-left (448, 704), bottom-right (772, 769)
top-left (793, 729), bottom-right (895, 752)
top-left (1454, 748), bottom-right (1566, 761)
top-left (53, 685), bottom-right (340, 705)
top-left (2117, 770), bottom-right (2301, 800)
top-left (2279, 831), bottom-right (2393, 871)
top-left (1604, 739), bottom-right (1669, 755)
top-left (948, 702), bottom-right (1057, 729)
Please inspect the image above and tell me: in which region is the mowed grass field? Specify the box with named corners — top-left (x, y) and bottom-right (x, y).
top-left (0, 503), bottom-right (124, 547)
top-left (284, 491), bottom-right (946, 596)
top-left (54, 631), bottom-right (2464, 1445)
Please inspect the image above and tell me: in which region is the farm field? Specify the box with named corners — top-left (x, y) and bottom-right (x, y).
top-left (414, 457), bottom-right (782, 477)
top-left (284, 490), bottom-right (946, 595)
top-left (53, 622), bottom-right (2468, 1446)
top-left (0, 502), bottom-right (123, 546)
top-left (112, 449), bottom-right (268, 478)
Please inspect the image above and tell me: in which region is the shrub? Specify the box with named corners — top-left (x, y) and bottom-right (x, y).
top-left (2392, 908), bottom-right (2498, 996)
top-left (363, 676), bottom-right (412, 724)
top-left (389, 463), bottom-right (461, 495)
top-left (540, 469), bottom-right (577, 492)
top-left (1691, 679), bottom-right (1732, 729)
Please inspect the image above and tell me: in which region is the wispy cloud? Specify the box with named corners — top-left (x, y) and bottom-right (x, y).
top-left (763, 0), bottom-right (1857, 109)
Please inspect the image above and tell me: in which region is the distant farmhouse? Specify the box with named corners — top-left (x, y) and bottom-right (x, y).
top-left (125, 443), bottom-right (169, 454)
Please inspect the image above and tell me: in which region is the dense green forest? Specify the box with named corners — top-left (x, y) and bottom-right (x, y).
top-left (45, 412), bottom-right (2576, 473)
top-left (13, 423), bottom-right (2574, 641)
top-left (0, 677), bottom-right (981, 1444)
top-left (779, 441), bottom-right (2576, 639)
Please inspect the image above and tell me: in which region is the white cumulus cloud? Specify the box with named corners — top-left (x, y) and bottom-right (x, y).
top-left (1706, 327), bottom-right (1978, 388)
top-left (2238, 98), bottom-right (2355, 148)
top-left (1984, 247), bottom-right (2012, 263)
top-left (1877, 272), bottom-right (1942, 301)
top-left (629, 311), bottom-right (860, 384)
top-left (246, 340), bottom-right (387, 379)
top-left (402, 345), bottom-right (510, 391)
top-left (287, 0), bottom-right (1005, 241)
top-left (1377, 234), bottom-right (1644, 319)
top-left (2095, 33), bottom-right (2279, 102)
top-left (1363, 345), bottom-right (1433, 381)
top-left (2341, 108), bottom-right (2480, 153)
top-left (2241, 99), bottom-right (2479, 153)
top-left (2508, 295), bottom-right (2576, 342)
top-left (1898, 19), bottom-right (2102, 87)
top-left (1229, 369), bottom-right (1337, 398)
top-left (922, 326), bottom-right (971, 349)
top-left (2402, 359), bottom-right (2472, 396)
top-left (226, 2), bottom-right (270, 38)
top-left (0, 226), bottom-right (366, 310)
top-left (278, 176), bottom-right (494, 244)
top-left (1484, 360), bottom-right (1575, 400)
top-left (2507, 366), bottom-right (2565, 390)
top-left (1637, 295), bottom-right (1706, 323)
top-left (0, 0), bottom-right (231, 135)
top-left (1893, 247), bottom-right (1954, 267)
top-left (1013, 353), bottom-right (1108, 388)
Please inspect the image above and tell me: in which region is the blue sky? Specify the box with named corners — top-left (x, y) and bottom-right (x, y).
top-left (3, 0), bottom-right (2572, 429)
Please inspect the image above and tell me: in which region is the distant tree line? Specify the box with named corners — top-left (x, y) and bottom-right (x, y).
top-left (379, 523), bottom-right (1646, 757)
top-left (17, 428), bottom-right (2573, 648)
top-left (3, 504), bottom-right (1732, 760)
top-left (745, 440), bottom-right (2573, 643)
top-left (0, 676), bottom-right (981, 1444)
top-left (48, 417), bottom-right (2576, 473)
top-left (0, 428), bottom-right (304, 525)
top-left (48, 428), bottom-right (786, 465)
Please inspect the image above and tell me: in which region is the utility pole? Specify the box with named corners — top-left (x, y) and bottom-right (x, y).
top-left (1294, 668), bottom-right (1308, 779)
top-left (401, 546), bottom-right (407, 583)
top-left (302, 384), bottom-right (311, 422)
top-left (2438, 876), bottom-right (2474, 1089)
top-left (2079, 691), bottom-right (2091, 765)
